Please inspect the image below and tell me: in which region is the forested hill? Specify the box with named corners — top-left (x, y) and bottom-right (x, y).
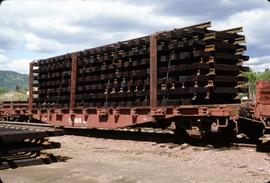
top-left (0, 70), bottom-right (28, 91)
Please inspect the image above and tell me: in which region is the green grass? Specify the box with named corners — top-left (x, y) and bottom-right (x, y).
top-left (0, 91), bottom-right (28, 102)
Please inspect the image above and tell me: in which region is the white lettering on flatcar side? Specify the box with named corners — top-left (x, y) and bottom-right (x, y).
top-left (69, 117), bottom-right (87, 124)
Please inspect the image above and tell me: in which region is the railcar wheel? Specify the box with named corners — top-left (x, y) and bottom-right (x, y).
top-left (173, 121), bottom-right (191, 144)
top-left (238, 119), bottom-right (264, 143)
top-left (9, 115), bottom-right (15, 121)
top-left (3, 116), bottom-right (8, 121)
top-left (204, 120), bottom-right (236, 147)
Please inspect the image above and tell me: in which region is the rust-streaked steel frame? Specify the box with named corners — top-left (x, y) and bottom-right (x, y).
top-left (150, 33), bottom-right (157, 108)
top-left (29, 104), bottom-right (238, 128)
top-left (0, 101), bottom-right (28, 118)
top-left (28, 62), bottom-right (33, 115)
top-left (70, 54), bottom-right (78, 110)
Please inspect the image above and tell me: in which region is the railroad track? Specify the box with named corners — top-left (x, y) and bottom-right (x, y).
top-left (0, 121), bottom-right (64, 169)
top-left (0, 120), bottom-right (268, 170)
top-left (64, 126), bottom-right (270, 152)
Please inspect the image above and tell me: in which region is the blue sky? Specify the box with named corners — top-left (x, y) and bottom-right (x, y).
top-left (0, 0), bottom-right (269, 74)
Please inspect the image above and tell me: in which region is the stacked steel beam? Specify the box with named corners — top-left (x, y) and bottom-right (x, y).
top-left (32, 55), bottom-right (72, 108)
top-left (0, 122), bottom-right (63, 169)
top-left (32, 22), bottom-right (248, 109)
top-left (156, 24), bottom-right (249, 106)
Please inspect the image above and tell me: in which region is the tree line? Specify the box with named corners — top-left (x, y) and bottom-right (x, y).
top-left (243, 69), bottom-right (270, 93)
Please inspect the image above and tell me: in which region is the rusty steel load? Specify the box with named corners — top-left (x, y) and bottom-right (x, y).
top-left (0, 122), bottom-right (64, 169)
top-left (18, 21), bottom-right (251, 138)
top-left (31, 22), bottom-right (248, 110)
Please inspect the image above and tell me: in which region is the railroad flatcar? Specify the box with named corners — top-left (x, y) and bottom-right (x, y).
top-left (2, 22), bottom-right (264, 143)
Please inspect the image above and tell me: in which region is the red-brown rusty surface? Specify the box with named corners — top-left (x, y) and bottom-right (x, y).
top-left (255, 80), bottom-right (270, 120)
top-left (150, 34), bottom-right (158, 108)
top-left (0, 101), bottom-right (28, 117)
top-left (256, 80), bottom-right (270, 105)
top-left (30, 104), bottom-right (239, 129)
top-left (70, 54), bottom-right (78, 110)
top-left (255, 104), bottom-right (270, 118)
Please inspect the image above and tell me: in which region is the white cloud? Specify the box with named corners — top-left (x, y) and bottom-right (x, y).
top-left (25, 33), bottom-right (63, 53)
top-left (0, 0), bottom-right (269, 73)
top-left (214, 8), bottom-right (270, 45)
top-left (7, 59), bottom-right (32, 74)
top-left (0, 49), bottom-right (5, 54)
top-left (4, 0), bottom-right (195, 57)
top-left (0, 51), bottom-right (8, 63)
top-left (212, 7), bottom-right (270, 71)
top-left (0, 28), bottom-right (21, 50)
top-left (0, 51), bottom-right (30, 74)
top-left (220, 0), bottom-right (238, 6)
top-left (247, 55), bottom-right (270, 72)
top-left (0, 58), bottom-right (31, 74)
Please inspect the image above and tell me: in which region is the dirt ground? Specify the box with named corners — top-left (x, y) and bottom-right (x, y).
top-left (0, 135), bottom-right (270, 183)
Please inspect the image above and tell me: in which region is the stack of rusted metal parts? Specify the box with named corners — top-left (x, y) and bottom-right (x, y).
top-left (32, 22), bottom-right (248, 109)
top-left (33, 56), bottom-right (72, 108)
top-left (0, 122), bottom-right (63, 169)
top-left (156, 24), bottom-right (249, 105)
